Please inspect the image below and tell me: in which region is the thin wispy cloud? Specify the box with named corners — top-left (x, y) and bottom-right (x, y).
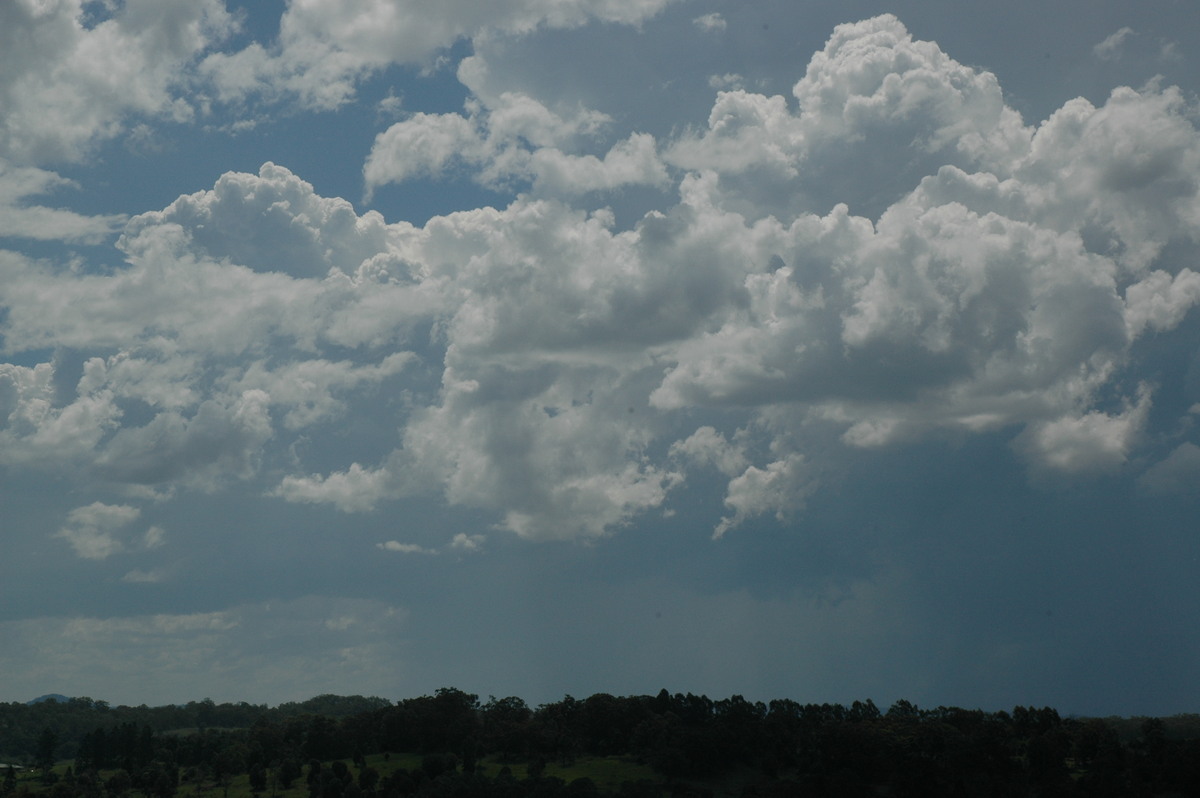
top-left (1094, 26), bottom-right (1135, 60)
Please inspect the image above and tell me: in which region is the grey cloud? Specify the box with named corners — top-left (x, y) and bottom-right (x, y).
top-left (1138, 441), bottom-right (1200, 494)
top-left (94, 390), bottom-right (272, 488)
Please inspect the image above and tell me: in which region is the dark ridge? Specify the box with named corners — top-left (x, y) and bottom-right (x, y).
top-left (25, 695), bottom-right (70, 705)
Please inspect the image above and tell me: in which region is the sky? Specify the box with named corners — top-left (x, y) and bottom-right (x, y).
top-left (1, 0), bottom-right (1199, 719)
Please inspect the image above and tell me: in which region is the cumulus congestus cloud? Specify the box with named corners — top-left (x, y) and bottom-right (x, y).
top-left (2, 13), bottom-right (1199, 546)
top-left (354, 15), bottom-right (1199, 536)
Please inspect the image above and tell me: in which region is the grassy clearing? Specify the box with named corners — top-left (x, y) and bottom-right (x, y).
top-left (364, 752), bottom-right (659, 792)
top-left (533, 756), bottom-right (659, 791)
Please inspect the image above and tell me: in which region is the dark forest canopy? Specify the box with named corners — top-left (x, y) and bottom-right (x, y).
top-left (3, 691), bottom-right (1200, 797)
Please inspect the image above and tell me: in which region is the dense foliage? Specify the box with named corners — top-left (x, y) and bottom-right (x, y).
top-left (3, 691), bottom-right (1200, 797)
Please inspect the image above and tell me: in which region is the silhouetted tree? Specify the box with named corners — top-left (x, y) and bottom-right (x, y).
top-left (482, 697), bottom-right (532, 761)
top-left (248, 764), bottom-right (267, 796)
top-left (355, 766), bottom-right (378, 793)
top-left (35, 729), bottom-right (58, 782)
top-left (277, 759), bottom-right (302, 790)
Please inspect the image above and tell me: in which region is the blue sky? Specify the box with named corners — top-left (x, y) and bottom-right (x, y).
top-left (2, 0), bottom-right (1199, 717)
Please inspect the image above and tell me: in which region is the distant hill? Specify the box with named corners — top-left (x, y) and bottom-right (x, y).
top-left (26, 694), bottom-right (69, 705)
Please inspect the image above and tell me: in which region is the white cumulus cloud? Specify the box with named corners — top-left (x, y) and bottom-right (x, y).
top-left (3, 14), bottom-right (1200, 544)
top-left (378, 541), bottom-right (437, 555)
top-left (364, 63), bottom-right (669, 198)
top-left (0, 0), bottom-right (235, 164)
top-left (201, 0), bottom-right (676, 111)
top-left (56, 502), bottom-right (141, 560)
top-left (715, 454), bottom-right (815, 539)
top-left (693, 13), bottom-right (726, 33)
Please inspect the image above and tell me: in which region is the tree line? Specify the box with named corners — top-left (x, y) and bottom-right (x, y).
top-left (3, 690), bottom-right (1200, 797)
